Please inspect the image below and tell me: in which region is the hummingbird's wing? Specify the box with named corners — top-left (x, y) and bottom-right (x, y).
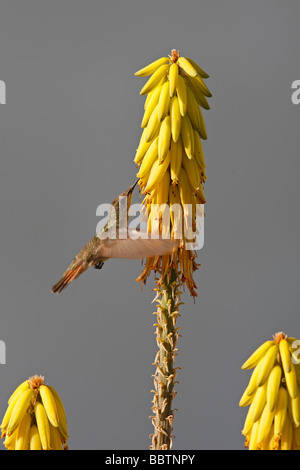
top-left (99, 229), bottom-right (179, 260)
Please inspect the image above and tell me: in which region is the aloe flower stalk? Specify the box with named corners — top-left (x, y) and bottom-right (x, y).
top-left (1, 375), bottom-right (69, 450)
top-left (134, 49), bottom-right (211, 449)
top-left (149, 270), bottom-right (183, 449)
top-left (240, 332), bottom-right (300, 450)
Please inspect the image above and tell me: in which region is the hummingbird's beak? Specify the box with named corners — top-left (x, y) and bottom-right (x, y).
top-left (129, 179), bottom-right (139, 193)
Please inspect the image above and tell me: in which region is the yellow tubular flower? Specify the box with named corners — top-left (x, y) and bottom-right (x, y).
top-left (39, 385), bottom-right (59, 428)
top-left (242, 406), bottom-right (254, 438)
top-left (248, 419), bottom-right (260, 450)
top-left (266, 364), bottom-right (282, 411)
top-left (249, 383), bottom-right (267, 422)
top-left (29, 424), bottom-right (42, 450)
top-left (15, 412), bottom-right (32, 450)
top-left (134, 49), bottom-right (211, 297)
top-left (6, 389), bottom-right (35, 436)
top-left (240, 332), bottom-right (300, 450)
top-left (50, 424), bottom-right (64, 450)
top-left (1, 375), bottom-right (68, 450)
top-left (274, 386), bottom-right (288, 441)
top-left (35, 400), bottom-right (51, 450)
top-left (7, 380), bottom-right (30, 406)
top-left (239, 388), bottom-right (255, 408)
top-left (158, 81), bottom-right (171, 122)
top-left (281, 414), bottom-right (293, 450)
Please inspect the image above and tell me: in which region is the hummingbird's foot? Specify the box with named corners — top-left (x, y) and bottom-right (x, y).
top-left (94, 262), bottom-right (104, 270)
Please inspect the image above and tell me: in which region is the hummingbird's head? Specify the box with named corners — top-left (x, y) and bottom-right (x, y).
top-left (111, 179), bottom-right (139, 226)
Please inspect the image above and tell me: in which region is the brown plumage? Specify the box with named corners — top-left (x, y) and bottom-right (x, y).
top-left (51, 265), bottom-right (86, 294)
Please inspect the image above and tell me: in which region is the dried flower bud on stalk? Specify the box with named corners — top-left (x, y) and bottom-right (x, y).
top-left (1, 375), bottom-right (69, 450)
top-left (240, 332), bottom-right (300, 450)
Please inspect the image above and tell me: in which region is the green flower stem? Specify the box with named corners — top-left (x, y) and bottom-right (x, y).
top-left (150, 269), bottom-right (182, 450)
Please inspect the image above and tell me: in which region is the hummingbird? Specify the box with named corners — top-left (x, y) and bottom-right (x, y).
top-left (51, 180), bottom-right (178, 293)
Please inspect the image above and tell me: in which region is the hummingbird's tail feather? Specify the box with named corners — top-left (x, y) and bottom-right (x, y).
top-left (51, 265), bottom-right (86, 294)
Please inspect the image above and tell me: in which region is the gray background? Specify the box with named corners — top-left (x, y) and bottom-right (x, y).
top-left (0, 0), bottom-right (299, 450)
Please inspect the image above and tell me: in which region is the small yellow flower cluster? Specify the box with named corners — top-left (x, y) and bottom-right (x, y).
top-left (1, 375), bottom-right (68, 450)
top-left (134, 50), bottom-right (211, 296)
top-left (240, 332), bottom-right (300, 450)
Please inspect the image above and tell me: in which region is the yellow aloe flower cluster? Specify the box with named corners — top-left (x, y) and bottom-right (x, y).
top-left (134, 50), bottom-right (211, 296)
top-left (240, 332), bottom-right (300, 450)
top-left (1, 375), bottom-right (69, 450)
